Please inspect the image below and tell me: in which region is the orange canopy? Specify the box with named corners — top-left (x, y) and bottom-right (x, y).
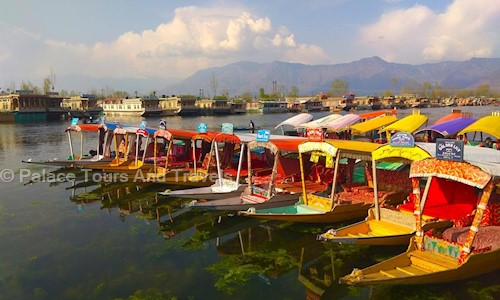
top-left (269, 138), bottom-right (307, 151)
top-left (214, 133), bottom-right (241, 144)
top-left (433, 111), bottom-right (464, 125)
top-left (358, 109), bottom-right (397, 120)
top-left (168, 129), bottom-right (199, 139)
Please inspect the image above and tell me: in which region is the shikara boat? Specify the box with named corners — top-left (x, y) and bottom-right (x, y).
top-left (350, 113), bottom-right (398, 142)
top-left (189, 137), bottom-right (307, 210)
top-left (297, 114), bottom-right (343, 130)
top-left (22, 121), bottom-right (112, 168)
top-left (274, 113), bottom-right (313, 135)
top-left (318, 141), bottom-right (434, 245)
top-left (414, 116), bottom-right (476, 142)
top-left (158, 131), bottom-right (256, 199)
top-left (92, 124), bottom-right (157, 173)
top-left (145, 127), bottom-right (219, 187)
top-left (239, 139), bottom-right (395, 223)
top-left (457, 111), bottom-right (500, 144)
top-left (340, 157), bottom-right (500, 285)
top-left (321, 142), bottom-right (500, 245)
top-left (358, 109), bottom-right (397, 121)
top-left (432, 109), bottom-right (471, 125)
top-left (379, 109), bottom-right (428, 141)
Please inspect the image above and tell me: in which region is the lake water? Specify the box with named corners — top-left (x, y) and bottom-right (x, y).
top-left (0, 106), bottom-right (499, 299)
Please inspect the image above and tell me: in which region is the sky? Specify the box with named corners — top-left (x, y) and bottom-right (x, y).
top-left (1, 0), bottom-right (499, 93)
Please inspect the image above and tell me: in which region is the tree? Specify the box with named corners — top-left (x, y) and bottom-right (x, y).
top-left (382, 90), bottom-right (393, 98)
top-left (19, 81), bottom-right (40, 94)
top-left (391, 77), bottom-right (398, 95)
top-left (420, 81), bottom-right (433, 98)
top-left (258, 87), bottom-right (269, 99)
top-left (330, 79), bottom-right (349, 97)
top-left (241, 91), bottom-right (252, 102)
top-left (288, 85), bottom-right (299, 98)
top-left (42, 76), bottom-right (53, 94)
top-left (475, 84), bottom-right (490, 97)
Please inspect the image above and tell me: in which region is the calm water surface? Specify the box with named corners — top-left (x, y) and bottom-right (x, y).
top-left (0, 106), bottom-right (499, 299)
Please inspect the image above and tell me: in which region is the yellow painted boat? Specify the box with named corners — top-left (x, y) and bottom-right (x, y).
top-left (239, 140), bottom-right (391, 223)
top-left (340, 157), bottom-right (500, 285)
top-left (319, 142), bottom-right (439, 245)
top-left (340, 238), bottom-right (500, 285)
top-left (379, 109), bottom-right (428, 141)
top-left (458, 111), bottom-right (500, 139)
top-left (146, 128), bottom-right (217, 187)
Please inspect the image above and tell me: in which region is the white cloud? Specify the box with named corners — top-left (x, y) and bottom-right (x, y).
top-left (0, 5), bottom-right (328, 83)
top-left (359, 0), bottom-right (500, 63)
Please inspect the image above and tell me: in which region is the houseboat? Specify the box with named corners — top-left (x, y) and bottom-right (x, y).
top-left (209, 96), bottom-right (232, 115)
top-left (260, 99), bottom-right (288, 114)
top-left (339, 93), bottom-right (357, 111)
top-left (0, 90), bottom-right (66, 122)
top-left (368, 96), bottom-right (382, 110)
top-left (63, 94), bottom-right (103, 121)
top-left (158, 95), bottom-right (181, 116)
top-left (101, 97), bottom-right (144, 116)
top-left (229, 100), bottom-right (246, 114)
top-left (302, 98), bottom-right (324, 112)
top-left (177, 95), bottom-right (202, 116)
top-left (141, 96), bottom-right (163, 117)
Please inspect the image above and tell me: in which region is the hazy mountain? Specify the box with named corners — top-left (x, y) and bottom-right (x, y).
top-left (164, 57), bottom-right (500, 97)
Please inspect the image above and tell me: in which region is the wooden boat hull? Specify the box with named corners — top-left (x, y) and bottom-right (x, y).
top-left (22, 158), bottom-right (112, 168)
top-left (159, 184), bottom-right (246, 200)
top-left (147, 169), bottom-right (215, 188)
top-left (318, 208), bottom-right (453, 245)
top-left (238, 202), bottom-right (372, 223)
top-left (340, 239), bottom-right (500, 285)
top-left (189, 193), bottom-right (300, 211)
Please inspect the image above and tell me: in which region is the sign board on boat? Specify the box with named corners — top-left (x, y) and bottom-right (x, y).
top-left (71, 118), bottom-right (79, 126)
top-left (390, 132), bottom-right (414, 147)
top-left (197, 123), bottom-right (207, 133)
top-left (139, 121), bottom-right (147, 130)
top-left (221, 123), bottom-right (234, 135)
top-left (306, 128), bottom-right (324, 142)
top-left (436, 138), bottom-right (464, 162)
top-left (256, 129), bottom-right (270, 142)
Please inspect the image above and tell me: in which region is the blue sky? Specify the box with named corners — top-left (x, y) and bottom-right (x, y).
top-left (1, 0), bottom-right (499, 92)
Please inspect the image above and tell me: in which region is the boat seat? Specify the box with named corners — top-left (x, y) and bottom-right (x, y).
top-left (409, 250), bottom-right (459, 271)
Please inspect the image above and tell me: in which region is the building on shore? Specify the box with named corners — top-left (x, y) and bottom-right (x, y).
top-left (0, 90), bottom-right (66, 122)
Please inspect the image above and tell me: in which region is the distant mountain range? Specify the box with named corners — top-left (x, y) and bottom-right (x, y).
top-left (165, 56), bottom-right (500, 97)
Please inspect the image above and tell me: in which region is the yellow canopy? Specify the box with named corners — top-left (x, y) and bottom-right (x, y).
top-left (298, 140), bottom-right (380, 159)
top-left (329, 140), bottom-right (381, 160)
top-left (379, 114), bottom-right (428, 134)
top-left (372, 144), bottom-right (432, 162)
top-left (350, 115), bottom-right (398, 134)
top-left (457, 114), bottom-right (500, 139)
top-left (298, 141), bottom-right (338, 157)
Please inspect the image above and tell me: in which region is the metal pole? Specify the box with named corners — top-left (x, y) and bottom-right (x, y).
top-left (372, 159), bottom-right (380, 220)
top-left (235, 143), bottom-right (245, 187)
